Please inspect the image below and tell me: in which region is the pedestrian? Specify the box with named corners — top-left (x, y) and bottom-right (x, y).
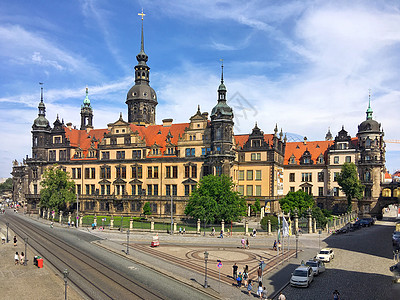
top-left (183, 227), bottom-right (186, 234)
top-left (179, 227), bottom-right (182, 234)
top-left (50, 221), bottom-right (54, 228)
top-left (261, 286), bottom-right (268, 299)
top-left (232, 263), bottom-right (238, 279)
top-left (241, 237), bottom-right (246, 248)
top-left (278, 292), bottom-right (286, 300)
top-left (1, 236), bottom-right (5, 244)
top-left (13, 236), bottom-right (17, 247)
top-left (257, 266), bottom-right (262, 282)
top-left (257, 281), bottom-right (263, 298)
top-left (211, 227), bottom-right (215, 236)
top-left (246, 279), bottom-right (252, 295)
top-left (246, 238), bottom-right (250, 249)
top-left (14, 252), bottom-right (19, 265)
top-left (253, 228), bottom-right (257, 237)
top-left (273, 240), bottom-right (277, 250)
top-left (333, 289), bottom-right (340, 300)
top-left (20, 252), bottom-right (25, 265)
top-left (243, 271), bottom-right (248, 287)
top-left (236, 272), bottom-right (242, 287)
top-left (278, 240), bottom-right (281, 251)
top-left (219, 229), bottom-right (224, 238)
top-left (71, 221), bottom-right (74, 227)
top-left (67, 220), bottom-right (70, 228)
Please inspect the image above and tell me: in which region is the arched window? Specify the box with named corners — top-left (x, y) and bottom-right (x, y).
top-left (365, 171), bottom-right (371, 182)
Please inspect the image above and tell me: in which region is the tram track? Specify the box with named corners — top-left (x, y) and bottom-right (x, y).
top-left (6, 214), bottom-right (169, 300)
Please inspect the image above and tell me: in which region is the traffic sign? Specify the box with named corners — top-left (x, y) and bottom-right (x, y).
top-left (260, 261), bottom-right (267, 271)
top-left (217, 259), bottom-right (222, 269)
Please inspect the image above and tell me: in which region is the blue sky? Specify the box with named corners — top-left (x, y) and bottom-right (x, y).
top-left (1, 0), bottom-right (400, 178)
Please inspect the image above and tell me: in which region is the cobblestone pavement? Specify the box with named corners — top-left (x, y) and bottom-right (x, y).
top-left (279, 219), bottom-right (400, 300)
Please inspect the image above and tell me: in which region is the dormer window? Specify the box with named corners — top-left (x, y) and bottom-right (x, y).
top-left (289, 154), bottom-right (296, 164)
top-left (317, 155), bottom-right (324, 164)
top-left (300, 150), bottom-right (313, 165)
top-left (110, 138), bottom-right (117, 145)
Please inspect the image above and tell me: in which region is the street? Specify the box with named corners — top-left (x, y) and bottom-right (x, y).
top-left (280, 219), bottom-right (400, 299)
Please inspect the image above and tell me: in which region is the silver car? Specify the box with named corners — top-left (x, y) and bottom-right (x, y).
top-left (305, 259), bottom-right (326, 276)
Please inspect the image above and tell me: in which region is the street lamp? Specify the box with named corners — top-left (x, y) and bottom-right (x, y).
top-left (63, 269), bottom-right (69, 300)
top-left (295, 232), bottom-right (299, 258)
top-left (170, 195), bottom-right (173, 235)
top-left (6, 222), bottom-right (9, 243)
top-left (120, 216), bottom-right (124, 232)
top-left (24, 238), bottom-right (28, 266)
top-left (204, 251), bottom-right (209, 288)
top-left (126, 230), bottom-right (130, 255)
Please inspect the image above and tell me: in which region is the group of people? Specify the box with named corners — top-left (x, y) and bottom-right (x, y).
top-left (233, 264), bottom-right (268, 298)
top-left (241, 237), bottom-right (250, 249)
top-left (13, 236), bottom-right (25, 265)
top-left (272, 240), bottom-right (282, 251)
top-left (178, 227), bottom-right (186, 234)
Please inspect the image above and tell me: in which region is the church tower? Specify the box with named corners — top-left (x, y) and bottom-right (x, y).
top-left (80, 87), bottom-right (93, 130)
top-left (209, 64), bottom-right (235, 176)
top-left (356, 93), bottom-right (385, 206)
top-left (126, 11), bottom-right (157, 125)
top-left (32, 83), bottom-right (51, 160)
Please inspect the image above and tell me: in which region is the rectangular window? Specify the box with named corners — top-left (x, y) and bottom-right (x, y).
top-left (148, 166), bottom-right (152, 178)
top-left (345, 156), bottom-right (351, 163)
top-left (91, 168), bottom-right (95, 179)
top-left (255, 185), bottom-right (261, 196)
top-left (333, 187), bottom-right (339, 196)
top-left (76, 184), bottom-right (81, 195)
top-left (255, 170), bottom-right (262, 181)
top-left (302, 186), bottom-right (312, 195)
top-left (238, 170), bottom-right (244, 181)
top-left (154, 167), bottom-right (158, 178)
top-left (246, 185), bottom-right (253, 196)
top-left (151, 203), bottom-right (157, 213)
top-left (153, 184), bottom-right (158, 196)
top-left (301, 173), bottom-right (312, 182)
top-left (238, 185), bottom-right (244, 195)
top-left (172, 185), bottom-right (177, 196)
top-left (184, 185), bottom-right (190, 196)
top-left (334, 172), bottom-right (339, 182)
top-left (185, 148), bottom-right (195, 157)
top-left (85, 168), bottom-right (90, 179)
top-left (289, 173), bottom-right (295, 182)
top-left (215, 166), bottom-right (222, 176)
top-left (318, 172), bottom-right (324, 182)
top-left (77, 168), bottom-right (81, 179)
top-left (72, 168), bottom-right (76, 179)
top-left (166, 166), bottom-right (171, 178)
top-left (185, 166), bottom-right (190, 178)
top-left (147, 185), bottom-right (152, 196)
top-left (131, 185), bottom-right (136, 195)
top-left (202, 148), bottom-right (206, 156)
top-left (102, 151), bottom-right (110, 160)
top-left (251, 153), bottom-right (261, 161)
top-left (247, 170), bottom-right (253, 180)
top-left (106, 185), bottom-right (110, 195)
top-left (172, 166), bottom-right (178, 178)
top-left (85, 184), bottom-right (90, 195)
top-left (91, 185), bottom-right (95, 195)
top-left (132, 150), bottom-right (141, 159)
top-left (116, 151), bottom-right (125, 159)
top-left (318, 187), bottom-right (324, 196)
top-left (192, 165), bottom-right (197, 178)
top-left (166, 185), bottom-right (171, 196)
top-left (290, 187), bottom-right (295, 192)
top-left (33, 184), bottom-right (38, 194)
top-left (164, 203), bottom-right (176, 214)
top-left (334, 156), bottom-right (339, 164)
top-left (101, 185), bottom-right (105, 195)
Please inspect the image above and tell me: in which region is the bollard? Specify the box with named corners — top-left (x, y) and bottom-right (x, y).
top-left (59, 211), bottom-right (63, 224)
top-left (110, 216), bottom-right (114, 229)
top-left (130, 217), bottom-right (133, 230)
top-left (268, 219), bottom-right (271, 235)
top-left (47, 210), bottom-right (50, 220)
top-left (308, 210), bottom-right (312, 234)
top-left (173, 221), bottom-right (177, 233)
top-left (221, 219), bottom-right (225, 233)
top-left (313, 218), bottom-right (317, 233)
top-left (197, 219), bottom-right (201, 234)
top-left (79, 214), bottom-right (83, 227)
top-left (68, 212), bottom-right (71, 225)
top-left (245, 220), bottom-right (248, 235)
top-left (150, 218), bottom-right (155, 232)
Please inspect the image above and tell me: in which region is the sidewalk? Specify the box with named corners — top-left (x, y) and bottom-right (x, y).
top-left (0, 220), bottom-right (82, 300)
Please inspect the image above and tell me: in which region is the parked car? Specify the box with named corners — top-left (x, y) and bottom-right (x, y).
top-left (360, 219), bottom-right (372, 227)
top-left (316, 248), bottom-right (335, 262)
top-left (290, 265), bottom-right (314, 287)
top-left (392, 232), bottom-right (400, 246)
top-left (305, 259), bottom-right (326, 276)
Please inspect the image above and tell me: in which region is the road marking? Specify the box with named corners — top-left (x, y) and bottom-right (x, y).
top-left (128, 266), bottom-right (137, 270)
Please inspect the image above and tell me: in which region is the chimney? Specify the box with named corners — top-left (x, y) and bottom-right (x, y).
top-left (202, 112), bottom-right (209, 119)
top-left (162, 118), bottom-right (173, 127)
top-left (66, 122), bottom-right (72, 130)
top-left (303, 136), bottom-right (307, 145)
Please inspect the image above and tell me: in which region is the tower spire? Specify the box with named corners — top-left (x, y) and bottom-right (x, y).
top-left (366, 88), bottom-right (373, 120)
top-left (39, 82), bottom-right (44, 103)
top-left (220, 58), bottom-right (224, 84)
top-left (138, 9), bottom-right (146, 53)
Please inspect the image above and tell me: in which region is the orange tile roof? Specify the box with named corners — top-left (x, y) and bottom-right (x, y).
top-left (284, 140), bottom-right (333, 165)
top-left (234, 134), bottom-right (274, 148)
top-left (385, 172), bottom-right (392, 179)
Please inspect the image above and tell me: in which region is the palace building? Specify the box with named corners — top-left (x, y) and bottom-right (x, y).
top-left (12, 16), bottom-right (391, 218)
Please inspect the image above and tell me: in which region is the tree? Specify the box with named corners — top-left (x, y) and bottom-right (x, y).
top-left (312, 206), bottom-right (328, 227)
top-left (0, 178), bottom-right (12, 192)
top-left (184, 174), bottom-right (247, 223)
top-left (143, 202), bottom-right (151, 215)
top-left (279, 190), bottom-right (314, 216)
top-left (251, 199), bottom-right (261, 215)
top-left (337, 162), bottom-right (364, 212)
top-left (260, 215), bottom-right (278, 230)
top-left (40, 165), bottom-right (75, 212)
